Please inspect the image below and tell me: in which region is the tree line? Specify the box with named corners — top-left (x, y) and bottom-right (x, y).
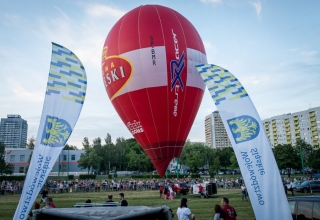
top-left (0, 136), bottom-right (319, 176)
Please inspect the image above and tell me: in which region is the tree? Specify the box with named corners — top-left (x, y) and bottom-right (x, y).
top-left (230, 152), bottom-right (239, 169)
top-left (216, 147), bottom-right (233, 170)
top-left (125, 138), bottom-right (152, 171)
top-left (308, 149), bottom-right (320, 170)
top-left (26, 137), bottom-right (36, 149)
top-left (63, 144), bottom-right (79, 150)
top-left (295, 139), bottom-right (313, 169)
top-left (77, 137), bottom-right (101, 174)
top-left (25, 137), bottom-right (36, 173)
top-left (180, 141), bottom-right (207, 171)
top-left (0, 142), bottom-right (14, 175)
top-left (212, 156), bottom-right (220, 176)
top-left (273, 144), bottom-right (301, 178)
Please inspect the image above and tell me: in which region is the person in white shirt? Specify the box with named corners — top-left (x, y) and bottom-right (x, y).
top-left (176, 198), bottom-right (195, 220)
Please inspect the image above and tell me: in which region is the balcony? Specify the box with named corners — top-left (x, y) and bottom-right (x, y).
top-left (285, 124), bottom-right (290, 128)
top-left (309, 112), bottom-right (315, 117)
top-left (294, 122), bottom-right (299, 125)
top-left (313, 137), bottom-right (319, 141)
top-left (286, 142), bottom-right (291, 144)
top-left (311, 127), bottom-right (317, 131)
top-left (294, 117), bottom-right (298, 121)
top-left (311, 123), bottom-right (316, 127)
top-left (310, 118), bottom-right (316, 122)
top-left (296, 136), bottom-right (301, 139)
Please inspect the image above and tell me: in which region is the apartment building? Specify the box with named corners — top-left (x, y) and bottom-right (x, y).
top-left (0, 114), bottom-right (28, 148)
top-left (262, 107), bottom-right (320, 147)
top-left (204, 111), bottom-right (232, 148)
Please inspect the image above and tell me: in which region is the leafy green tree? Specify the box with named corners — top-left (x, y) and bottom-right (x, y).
top-left (126, 139), bottom-right (152, 171)
top-left (273, 144), bottom-right (301, 177)
top-left (180, 141), bottom-right (206, 171)
top-left (230, 152), bottom-right (239, 169)
top-left (78, 137), bottom-right (102, 174)
top-left (308, 149), bottom-right (320, 170)
top-left (63, 144), bottom-right (79, 150)
top-left (115, 137), bottom-right (129, 171)
top-left (216, 147), bottom-right (233, 170)
top-left (212, 156), bottom-right (220, 176)
top-left (295, 139), bottom-right (313, 168)
top-left (0, 142), bottom-right (14, 175)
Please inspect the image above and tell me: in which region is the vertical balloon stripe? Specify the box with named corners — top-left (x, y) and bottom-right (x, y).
top-left (14, 43), bottom-right (86, 220)
top-left (196, 64), bottom-right (291, 220)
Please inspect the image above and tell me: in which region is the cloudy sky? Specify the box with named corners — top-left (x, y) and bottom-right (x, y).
top-left (1, 0), bottom-right (319, 148)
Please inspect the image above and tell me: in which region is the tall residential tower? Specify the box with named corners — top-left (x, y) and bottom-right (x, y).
top-left (0, 114), bottom-right (28, 148)
top-left (205, 111), bottom-right (232, 148)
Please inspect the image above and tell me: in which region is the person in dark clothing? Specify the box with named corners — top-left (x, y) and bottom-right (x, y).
top-left (40, 188), bottom-right (48, 205)
top-left (106, 194), bottom-right (114, 202)
top-left (221, 197), bottom-right (237, 220)
top-left (119, 193), bottom-right (128, 206)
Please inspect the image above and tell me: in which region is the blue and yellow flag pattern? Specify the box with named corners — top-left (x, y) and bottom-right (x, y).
top-left (47, 42), bottom-right (87, 104)
top-left (196, 64), bottom-right (248, 105)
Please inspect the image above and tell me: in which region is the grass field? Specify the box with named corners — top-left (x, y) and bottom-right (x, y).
top-left (1, 174), bottom-right (317, 219)
top-left (1, 187), bottom-right (317, 220)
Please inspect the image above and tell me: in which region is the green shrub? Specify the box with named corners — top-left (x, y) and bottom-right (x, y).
top-left (79, 174), bottom-right (96, 179)
top-left (108, 174), bottom-right (112, 179)
top-left (68, 175), bottom-right (74, 180)
top-left (190, 173), bottom-right (201, 178)
top-left (0, 175), bottom-right (26, 181)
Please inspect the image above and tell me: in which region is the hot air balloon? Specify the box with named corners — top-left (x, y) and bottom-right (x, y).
top-left (101, 5), bottom-right (207, 176)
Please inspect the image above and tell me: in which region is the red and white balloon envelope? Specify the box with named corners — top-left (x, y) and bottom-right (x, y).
top-left (101, 5), bottom-right (207, 176)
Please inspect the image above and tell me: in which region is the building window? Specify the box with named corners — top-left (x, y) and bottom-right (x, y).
top-left (63, 155), bottom-right (67, 161)
top-left (20, 155), bottom-right (25, 162)
top-left (71, 155), bottom-right (75, 161)
top-left (10, 155), bottom-right (15, 162)
top-left (19, 167), bottom-right (24, 173)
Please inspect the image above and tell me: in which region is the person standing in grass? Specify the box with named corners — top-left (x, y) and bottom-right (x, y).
top-left (214, 204), bottom-right (222, 220)
top-left (241, 184), bottom-right (248, 201)
top-left (176, 198), bottom-right (195, 220)
top-left (221, 197), bottom-right (237, 220)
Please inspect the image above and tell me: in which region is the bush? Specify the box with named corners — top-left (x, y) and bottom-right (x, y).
top-left (0, 175), bottom-right (26, 181)
top-left (68, 175), bottom-right (74, 180)
top-left (108, 174), bottom-right (112, 179)
top-left (79, 174), bottom-right (96, 179)
top-left (190, 173), bottom-right (201, 178)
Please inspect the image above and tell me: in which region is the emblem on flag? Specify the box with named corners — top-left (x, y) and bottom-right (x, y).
top-left (227, 115), bottom-right (260, 144)
top-left (40, 115), bottom-right (72, 147)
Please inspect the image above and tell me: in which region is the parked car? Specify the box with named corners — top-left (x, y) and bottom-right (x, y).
top-left (218, 171), bottom-right (224, 175)
top-left (174, 182), bottom-right (190, 195)
top-left (288, 196), bottom-right (320, 219)
top-left (312, 173), bottom-right (320, 179)
top-left (295, 180), bottom-right (320, 193)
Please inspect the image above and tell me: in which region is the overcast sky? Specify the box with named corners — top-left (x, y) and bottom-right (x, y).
top-left (1, 0), bottom-right (319, 148)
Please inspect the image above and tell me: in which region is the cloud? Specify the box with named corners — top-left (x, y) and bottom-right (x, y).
top-left (251, 1), bottom-right (262, 19)
top-left (7, 78), bottom-right (44, 102)
top-left (53, 6), bottom-right (70, 21)
top-left (1, 13), bottom-right (23, 27)
top-left (200, 0), bottom-right (222, 4)
top-left (86, 4), bottom-right (126, 19)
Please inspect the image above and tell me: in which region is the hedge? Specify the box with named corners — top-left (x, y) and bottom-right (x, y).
top-left (0, 175), bottom-right (26, 181)
top-left (68, 175), bottom-right (74, 180)
top-left (79, 174), bottom-right (96, 179)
